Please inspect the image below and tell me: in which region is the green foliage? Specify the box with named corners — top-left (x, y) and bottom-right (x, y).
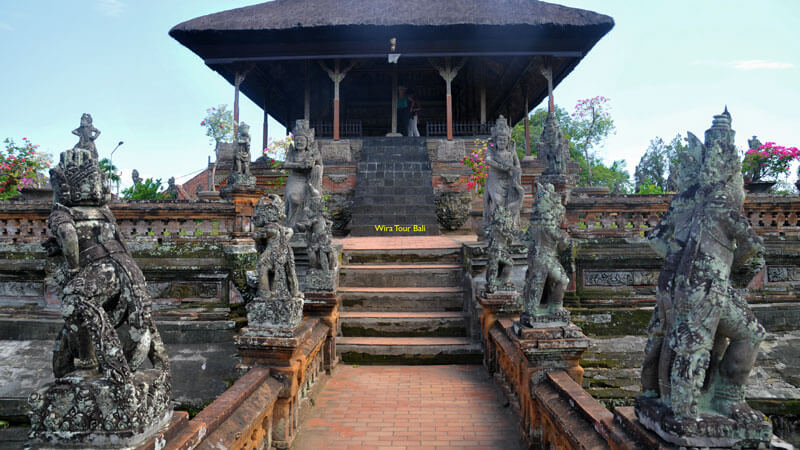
top-left (590, 160), bottom-right (632, 194)
top-left (201, 105), bottom-right (234, 146)
top-left (1, 137), bottom-right (52, 200)
top-left (511, 100), bottom-right (626, 191)
top-left (571, 96), bottom-right (616, 186)
top-left (634, 178), bottom-right (666, 195)
top-left (634, 134), bottom-right (686, 193)
top-left (121, 177), bottom-right (169, 201)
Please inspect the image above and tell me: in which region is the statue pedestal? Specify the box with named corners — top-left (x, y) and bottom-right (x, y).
top-left (197, 190), bottom-right (222, 200)
top-left (303, 290), bottom-right (342, 372)
top-left (221, 184), bottom-right (262, 234)
top-left (27, 369), bottom-right (172, 449)
top-left (477, 291), bottom-right (522, 316)
top-left (510, 321), bottom-right (589, 384)
top-left (631, 397), bottom-right (772, 449)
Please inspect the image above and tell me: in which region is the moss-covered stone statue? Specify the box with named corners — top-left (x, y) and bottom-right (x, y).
top-left (72, 113), bottom-right (101, 159)
top-left (520, 182), bottom-right (571, 327)
top-left (484, 205), bottom-right (516, 294)
top-left (28, 134), bottom-right (171, 446)
top-left (283, 119), bottom-right (323, 230)
top-left (483, 116), bottom-right (523, 233)
top-left (227, 121), bottom-right (256, 187)
top-left (245, 194), bottom-right (304, 334)
top-left (636, 109), bottom-right (771, 447)
top-left (297, 193), bottom-right (338, 291)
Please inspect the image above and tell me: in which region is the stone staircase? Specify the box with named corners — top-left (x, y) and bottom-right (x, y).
top-left (349, 137), bottom-right (440, 236)
top-left (336, 243), bottom-right (480, 364)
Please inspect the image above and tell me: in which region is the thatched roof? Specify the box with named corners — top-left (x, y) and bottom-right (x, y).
top-left (170, 0), bottom-right (614, 133)
top-left (171, 0), bottom-right (612, 33)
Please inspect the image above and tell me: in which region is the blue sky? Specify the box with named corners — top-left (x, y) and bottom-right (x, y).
top-left (1, 1), bottom-right (798, 188)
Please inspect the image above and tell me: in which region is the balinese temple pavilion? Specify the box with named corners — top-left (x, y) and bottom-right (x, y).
top-left (171, 0), bottom-right (613, 235)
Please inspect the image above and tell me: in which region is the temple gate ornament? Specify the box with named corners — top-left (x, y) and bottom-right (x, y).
top-left (72, 113), bottom-right (101, 159)
top-left (636, 109), bottom-right (772, 447)
top-left (283, 119), bottom-right (323, 230)
top-left (245, 194), bottom-right (304, 333)
top-left (483, 116), bottom-right (524, 233)
top-left (520, 183), bottom-right (572, 327)
top-left (28, 128), bottom-right (171, 447)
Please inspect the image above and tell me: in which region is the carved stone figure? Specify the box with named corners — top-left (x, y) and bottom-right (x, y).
top-left (640, 125), bottom-right (703, 401)
top-left (636, 110), bottom-right (771, 447)
top-left (246, 194), bottom-right (304, 332)
top-left (29, 141), bottom-right (171, 446)
top-left (166, 176), bottom-right (178, 199)
top-left (132, 169), bottom-right (142, 186)
top-left (539, 112), bottom-right (569, 176)
top-left (72, 113), bottom-right (101, 159)
top-left (520, 183), bottom-right (571, 326)
top-left (227, 122), bottom-right (256, 187)
top-left (283, 120), bottom-right (323, 230)
top-left (484, 205), bottom-right (516, 294)
top-left (483, 116), bottom-right (524, 232)
top-left (297, 194), bottom-right (338, 291)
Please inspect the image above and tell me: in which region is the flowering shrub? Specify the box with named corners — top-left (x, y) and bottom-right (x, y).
top-left (263, 134), bottom-right (293, 169)
top-left (1, 138), bottom-right (51, 200)
top-left (262, 135), bottom-right (293, 193)
top-left (742, 141), bottom-right (799, 182)
top-left (201, 105), bottom-right (234, 145)
top-left (460, 139), bottom-right (489, 195)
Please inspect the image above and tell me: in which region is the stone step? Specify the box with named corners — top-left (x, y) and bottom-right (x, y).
top-left (342, 247), bottom-right (462, 264)
top-left (340, 264), bottom-right (462, 288)
top-left (340, 311), bottom-right (467, 337)
top-left (340, 287), bottom-right (463, 312)
top-left (337, 336), bottom-right (481, 365)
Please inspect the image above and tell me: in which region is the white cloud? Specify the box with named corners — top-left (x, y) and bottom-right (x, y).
top-left (95, 0), bottom-right (124, 17)
top-left (730, 59), bottom-right (794, 70)
top-left (692, 59), bottom-right (795, 71)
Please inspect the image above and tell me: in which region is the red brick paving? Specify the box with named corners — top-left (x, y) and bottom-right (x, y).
top-left (292, 365), bottom-right (523, 450)
top-left (336, 236), bottom-right (474, 250)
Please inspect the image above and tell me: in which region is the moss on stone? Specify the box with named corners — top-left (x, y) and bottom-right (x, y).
top-left (569, 307), bottom-right (651, 336)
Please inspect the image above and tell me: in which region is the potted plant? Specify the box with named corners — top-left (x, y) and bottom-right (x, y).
top-left (742, 137), bottom-right (799, 193)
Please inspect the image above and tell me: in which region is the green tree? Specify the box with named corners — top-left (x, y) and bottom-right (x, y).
top-left (571, 97), bottom-right (616, 186)
top-left (634, 134), bottom-right (686, 193)
top-left (99, 158), bottom-right (121, 193)
top-left (121, 177), bottom-right (169, 201)
top-left (511, 101), bottom-right (628, 192)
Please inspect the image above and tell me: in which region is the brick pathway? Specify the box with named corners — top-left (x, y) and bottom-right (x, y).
top-left (292, 365), bottom-right (523, 450)
top-left (336, 235), bottom-right (476, 251)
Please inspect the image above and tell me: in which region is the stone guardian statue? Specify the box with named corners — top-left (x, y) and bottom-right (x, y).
top-left (282, 120), bottom-right (323, 230)
top-left (520, 183), bottom-right (571, 327)
top-left (28, 128), bottom-right (171, 447)
top-left (246, 194), bottom-right (304, 332)
top-left (483, 116), bottom-right (524, 232)
top-left (636, 109), bottom-right (771, 447)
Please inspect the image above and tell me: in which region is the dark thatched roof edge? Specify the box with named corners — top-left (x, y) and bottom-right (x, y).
top-left (170, 0), bottom-right (613, 35)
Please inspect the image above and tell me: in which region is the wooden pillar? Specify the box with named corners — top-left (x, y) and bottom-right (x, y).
top-left (524, 88), bottom-right (531, 157)
top-left (431, 57), bottom-right (466, 141)
top-left (268, 94), bottom-right (269, 151)
top-left (391, 64), bottom-right (398, 134)
top-left (445, 59), bottom-right (453, 141)
top-left (320, 60), bottom-right (353, 141)
top-left (304, 60), bottom-right (311, 122)
top-left (233, 68), bottom-right (250, 135)
top-left (234, 71), bottom-right (242, 135)
top-left (333, 60), bottom-right (341, 140)
top-left (480, 65), bottom-right (487, 125)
